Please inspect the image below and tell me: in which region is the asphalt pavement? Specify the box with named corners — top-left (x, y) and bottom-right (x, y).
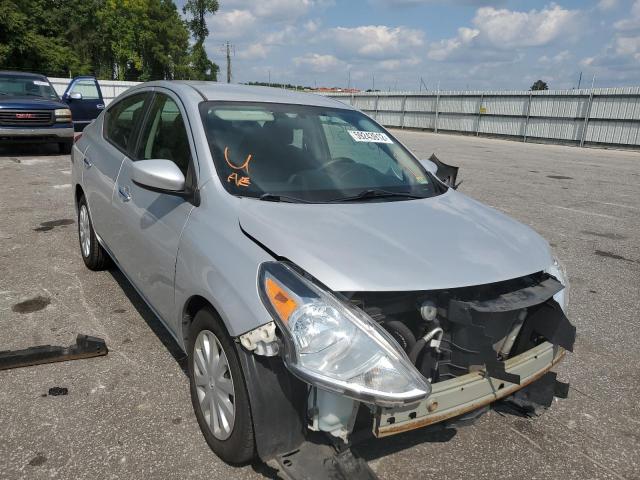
top-left (1, 133), bottom-right (638, 480)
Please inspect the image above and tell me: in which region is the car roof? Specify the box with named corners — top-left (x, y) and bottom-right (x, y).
top-left (0, 70), bottom-right (47, 79)
top-left (141, 80), bottom-right (354, 110)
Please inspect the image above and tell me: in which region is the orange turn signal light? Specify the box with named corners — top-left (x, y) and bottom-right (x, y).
top-left (265, 277), bottom-right (298, 323)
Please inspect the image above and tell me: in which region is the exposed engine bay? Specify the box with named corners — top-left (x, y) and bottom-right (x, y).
top-left (343, 271), bottom-right (575, 388)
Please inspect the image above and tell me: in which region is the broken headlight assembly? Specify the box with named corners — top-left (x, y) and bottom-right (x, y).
top-left (258, 262), bottom-right (431, 407)
top-left (546, 255), bottom-right (569, 312)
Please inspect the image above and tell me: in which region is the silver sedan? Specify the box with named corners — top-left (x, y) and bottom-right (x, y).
top-left (71, 81), bottom-right (574, 478)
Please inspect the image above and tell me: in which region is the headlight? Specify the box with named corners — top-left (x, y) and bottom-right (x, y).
top-left (258, 262), bottom-right (431, 407)
top-left (546, 255), bottom-right (569, 312)
top-left (54, 108), bottom-right (72, 122)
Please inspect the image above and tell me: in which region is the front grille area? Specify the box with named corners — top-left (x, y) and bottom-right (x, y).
top-left (343, 272), bottom-right (575, 384)
top-left (0, 110), bottom-right (54, 127)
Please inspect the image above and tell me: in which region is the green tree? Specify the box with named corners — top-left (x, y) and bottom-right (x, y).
top-left (182, 0), bottom-right (219, 80)
top-left (0, 0), bottom-right (195, 81)
top-left (530, 80), bottom-right (549, 91)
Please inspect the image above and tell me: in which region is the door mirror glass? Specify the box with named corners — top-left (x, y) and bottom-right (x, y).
top-left (420, 159), bottom-right (438, 175)
top-left (69, 92), bottom-right (83, 100)
top-left (131, 159), bottom-right (185, 192)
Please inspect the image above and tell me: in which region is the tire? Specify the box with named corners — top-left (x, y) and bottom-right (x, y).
top-left (77, 195), bottom-right (110, 270)
top-left (188, 308), bottom-right (256, 464)
top-left (58, 141), bottom-right (73, 155)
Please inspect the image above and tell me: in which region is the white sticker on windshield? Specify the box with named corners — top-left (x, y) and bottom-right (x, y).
top-left (33, 80), bottom-right (49, 86)
top-left (348, 130), bottom-right (393, 144)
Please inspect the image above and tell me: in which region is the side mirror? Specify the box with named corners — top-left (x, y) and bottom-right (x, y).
top-left (421, 159), bottom-right (438, 176)
top-left (131, 159), bottom-right (185, 193)
top-left (69, 92), bottom-right (83, 100)
top-left (419, 154), bottom-right (461, 189)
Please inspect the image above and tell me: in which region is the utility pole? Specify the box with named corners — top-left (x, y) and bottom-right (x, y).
top-left (224, 41), bottom-right (233, 83)
top-left (372, 73), bottom-right (375, 91)
top-left (347, 70), bottom-right (351, 90)
top-left (268, 69), bottom-right (271, 87)
top-left (577, 71), bottom-right (582, 90)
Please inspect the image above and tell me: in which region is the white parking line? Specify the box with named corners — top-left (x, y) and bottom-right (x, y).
top-left (552, 205), bottom-right (619, 220)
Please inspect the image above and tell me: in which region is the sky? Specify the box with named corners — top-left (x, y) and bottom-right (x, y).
top-left (176, 0), bottom-right (640, 91)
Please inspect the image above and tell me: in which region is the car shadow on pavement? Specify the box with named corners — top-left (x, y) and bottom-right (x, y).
top-left (108, 266), bottom-right (285, 479)
top-left (106, 265), bottom-right (458, 477)
top-left (0, 143), bottom-right (62, 157)
top-left (354, 426), bottom-right (457, 462)
top-left (108, 267), bottom-right (188, 375)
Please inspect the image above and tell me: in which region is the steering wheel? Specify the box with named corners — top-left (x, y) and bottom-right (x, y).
top-left (320, 157), bottom-right (360, 179)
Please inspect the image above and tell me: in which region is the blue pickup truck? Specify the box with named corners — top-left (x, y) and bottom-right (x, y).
top-left (0, 71), bottom-right (105, 154)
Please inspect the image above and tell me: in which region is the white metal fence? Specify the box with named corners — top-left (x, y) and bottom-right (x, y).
top-left (44, 78), bottom-right (640, 148)
top-left (324, 88), bottom-right (640, 148)
top-left (48, 77), bottom-right (140, 106)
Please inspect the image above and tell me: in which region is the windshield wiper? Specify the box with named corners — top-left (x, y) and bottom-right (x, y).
top-left (328, 189), bottom-right (426, 203)
top-left (258, 193), bottom-right (313, 203)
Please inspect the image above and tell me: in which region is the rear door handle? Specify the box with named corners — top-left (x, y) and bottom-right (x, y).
top-left (118, 185), bottom-right (131, 202)
top-left (83, 156), bottom-right (92, 168)
top-left (97, 104), bottom-right (105, 110)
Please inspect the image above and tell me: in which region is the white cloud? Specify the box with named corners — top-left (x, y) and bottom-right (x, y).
top-left (237, 43), bottom-right (270, 60)
top-left (427, 4), bottom-right (583, 62)
top-left (473, 5), bottom-right (582, 48)
top-left (220, 0), bottom-right (316, 19)
top-left (293, 53), bottom-right (348, 72)
top-left (205, 9), bottom-right (257, 40)
top-left (613, 0), bottom-right (640, 31)
top-left (428, 27), bottom-right (479, 60)
top-left (597, 0), bottom-right (618, 11)
top-left (582, 0), bottom-right (640, 83)
top-left (372, 0), bottom-right (502, 6)
top-left (539, 50), bottom-right (571, 64)
top-left (326, 25), bottom-right (424, 60)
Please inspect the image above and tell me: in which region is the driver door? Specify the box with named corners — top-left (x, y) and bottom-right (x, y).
top-left (110, 90), bottom-right (197, 330)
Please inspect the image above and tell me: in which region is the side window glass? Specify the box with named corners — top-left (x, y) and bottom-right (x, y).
top-left (70, 80), bottom-right (100, 99)
top-left (136, 94), bottom-right (191, 176)
top-left (104, 94), bottom-right (147, 152)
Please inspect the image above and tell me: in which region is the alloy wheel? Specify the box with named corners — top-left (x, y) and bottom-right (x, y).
top-left (193, 329), bottom-right (236, 440)
top-left (79, 205), bottom-right (91, 258)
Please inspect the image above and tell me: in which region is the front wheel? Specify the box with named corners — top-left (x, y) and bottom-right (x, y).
top-left (77, 195), bottom-right (110, 270)
top-left (188, 308), bottom-right (256, 464)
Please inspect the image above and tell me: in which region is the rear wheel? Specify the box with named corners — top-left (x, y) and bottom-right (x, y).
top-left (188, 308), bottom-right (256, 464)
top-left (77, 195), bottom-right (109, 270)
top-left (58, 141), bottom-right (72, 155)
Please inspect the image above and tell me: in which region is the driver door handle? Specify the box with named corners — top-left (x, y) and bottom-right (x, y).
top-left (118, 185), bottom-right (131, 202)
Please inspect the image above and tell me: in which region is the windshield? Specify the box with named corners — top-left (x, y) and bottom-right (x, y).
top-left (0, 74), bottom-right (59, 100)
top-left (200, 102), bottom-right (444, 203)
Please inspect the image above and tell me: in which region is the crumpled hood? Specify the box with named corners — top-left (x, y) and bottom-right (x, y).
top-left (238, 190), bottom-right (553, 292)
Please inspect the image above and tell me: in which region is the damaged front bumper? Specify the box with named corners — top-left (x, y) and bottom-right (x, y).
top-left (374, 341), bottom-right (564, 437)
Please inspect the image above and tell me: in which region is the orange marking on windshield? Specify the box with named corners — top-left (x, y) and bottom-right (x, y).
top-left (224, 146), bottom-right (252, 174)
top-left (227, 172), bottom-right (251, 187)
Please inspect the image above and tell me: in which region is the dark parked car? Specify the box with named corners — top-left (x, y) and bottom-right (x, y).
top-left (0, 71), bottom-right (105, 153)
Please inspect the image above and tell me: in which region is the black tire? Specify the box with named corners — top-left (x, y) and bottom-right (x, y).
top-left (77, 195), bottom-right (110, 270)
top-left (188, 308), bottom-right (256, 464)
top-left (58, 141), bottom-right (73, 155)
